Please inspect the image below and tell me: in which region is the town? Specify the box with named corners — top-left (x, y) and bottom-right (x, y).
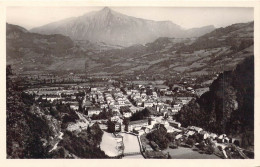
top-left (15, 71), bottom-right (252, 159)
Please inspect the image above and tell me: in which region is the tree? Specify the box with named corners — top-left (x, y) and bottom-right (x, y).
top-left (130, 108), bottom-right (150, 121)
top-left (146, 125), bottom-right (169, 150)
top-left (186, 138), bottom-right (195, 147)
top-left (107, 120), bottom-right (115, 133)
top-left (123, 118), bottom-right (130, 131)
top-left (205, 145), bottom-right (215, 154)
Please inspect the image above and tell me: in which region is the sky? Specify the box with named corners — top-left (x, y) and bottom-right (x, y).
top-left (6, 7), bottom-right (254, 30)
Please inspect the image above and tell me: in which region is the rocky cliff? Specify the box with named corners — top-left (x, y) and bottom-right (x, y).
top-left (176, 56), bottom-right (254, 149)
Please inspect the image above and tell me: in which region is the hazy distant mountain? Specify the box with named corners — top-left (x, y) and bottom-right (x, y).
top-left (31, 7), bottom-right (215, 46)
top-left (184, 25), bottom-right (215, 38)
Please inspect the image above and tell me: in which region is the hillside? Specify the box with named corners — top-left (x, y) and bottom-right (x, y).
top-left (6, 21), bottom-right (253, 81)
top-left (176, 56), bottom-right (254, 150)
top-left (7, 23), bottom-right (74, 59)
top-left (30, 7), bottom-right (215, 46)
top-left (6, 69), bottom-right (108, 158)
top-left (83, 21), bottom-right (253, 80)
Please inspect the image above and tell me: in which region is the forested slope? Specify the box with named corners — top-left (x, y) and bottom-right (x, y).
top-left (176, 56), bottom-right (254, 149)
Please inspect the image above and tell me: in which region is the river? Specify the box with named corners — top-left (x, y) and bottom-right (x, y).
top-left (119, 133), bottom-right (144, 159)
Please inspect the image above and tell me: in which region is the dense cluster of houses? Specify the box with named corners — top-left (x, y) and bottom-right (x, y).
top-left (24, 85), bottom-right (86, 111)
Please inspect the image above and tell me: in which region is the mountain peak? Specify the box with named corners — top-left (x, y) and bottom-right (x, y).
top-left (102, 7), bottom-right (111, 11)
top-left (30, 8), bottom-right (217, 46)
top-left (100, 7), bottom-right (112, 13)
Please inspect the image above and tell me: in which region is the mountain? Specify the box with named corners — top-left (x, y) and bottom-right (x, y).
top-left (6, 21), bottom-right (253, 80)
top-left (176, 56), bottom-right (254, 150)
top-left (184, 25), bottom-right (216, 38)
top-left (7, 23), bottom-right (101, 73)
top-left (177, 22), bottom-right (254, 52)
top-left (6, 23), bottom-right (75, 72)
top-left (83, 22), bottom-right (253, 79)
top-left (7, 23), bottom-right (74, 59)
top-left (30, 7), bottom-right (215, 46)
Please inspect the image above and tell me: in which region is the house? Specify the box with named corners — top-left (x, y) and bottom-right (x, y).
top-left (155, 85), bottom-right (169, 92)
top-left (128, 119), bottom-right (148, 131)
top-left (209, 133), bottom-right (218, 139)
top-left (91, 87), bottom-right (97, 92)
top-left (88, 108), bottom-right (102, 116)
top-left (108, 121), bottom-right (121, 132)
top-left (70, 103), bottom-right (79, 111)
top-left (185, 130), bottom-right (195, 137)
top-left (217, 134), bottom-right (230, 143)
top-left (129, 106), bottom-right (139, 113)
top-left (175, 97), bottom-right (193, 104)
top-left (175, 134), bottom-right (183, 140)
top-left (113, 102), bottom-right (120, 108)
top-left (199, 131), bottom-right (210, 139)
top-left (161, 120), bottom-right (170, 127)
top-left (100, 104), bottom-right (108, 109)
top-left (110, 115), bottom-right (122, 123)
top-left (135, 100), bottom-right (143, 106)
top-left (143, 102), bottom-right (153, 108)
top-left (168, 120), bottom-right (181, 128)
top-left (165, 91), bottom-right (172, 96)
top-left (165, 126), bottom-right (174, 133)
top-left (115, 122), bottom-right (121, 132)
top-left (134, 129), bottom-right (145, 136)
top-left (171, 108), bottom-right (179, 113)
top-left (142, 126), bottom-right (152, 133)
top-left (46, 95), bottom-right (62, 102)
top-left (123, 112), bottom-right (132, 118)
top-left (188, 126), bottom-right (203, 133)
top-left (112, 107), bottom-right (120, 114)
top-left (126, 90), bottom-right (132, 95)
top-left (141, 92), bottom-right (147, 98)
top-left (186, 87), bottom-right (193, 91)
top-left (152, 92), bottom-right (158, 98)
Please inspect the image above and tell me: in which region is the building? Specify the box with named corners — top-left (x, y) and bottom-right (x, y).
top-left (128, 119), bottom-right (149, 132)
top-left (123, 112), bottom-right (132, 118)
top-left (69, 102), bottom-right (79, 110)
top-left (88, 108), bottom-right (102, 116)
top-left (133, 129), bottom-right (145, 136)
top-left (143, 102), bottom-right (153, 108)
top-left (107, 121), bottom-right (121, 133)
top-left (168, 120), bottom-right (181, 128)
top-left (188, 126), bottom-right (203, 133)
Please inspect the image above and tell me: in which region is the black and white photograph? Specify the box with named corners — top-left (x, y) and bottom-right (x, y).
top-left (2, 1), bottom-right (259, 163)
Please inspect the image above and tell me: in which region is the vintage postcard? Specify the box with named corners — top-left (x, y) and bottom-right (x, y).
top-left (0, 0), bottom-right (259, 167)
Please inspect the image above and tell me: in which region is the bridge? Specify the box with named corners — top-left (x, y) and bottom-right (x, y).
top-left (123, 152), bottom-right (142, 156)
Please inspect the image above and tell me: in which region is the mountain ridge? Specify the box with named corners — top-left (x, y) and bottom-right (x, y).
top-left (30, 7), bottom-right (215, 46)
top-left (7, 21), bottom-right (253, 79)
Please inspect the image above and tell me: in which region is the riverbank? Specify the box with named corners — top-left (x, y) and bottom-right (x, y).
top-left (100, 131), bottom-right (122, 157)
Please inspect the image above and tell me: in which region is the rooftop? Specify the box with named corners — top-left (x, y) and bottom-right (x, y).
top-left (129, 119), bottom-right (148, 125)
